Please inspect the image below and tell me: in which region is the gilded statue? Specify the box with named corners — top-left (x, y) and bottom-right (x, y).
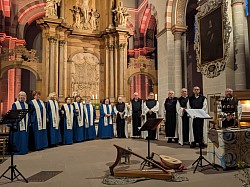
top-left (45, 0), bottom-right (61, 17)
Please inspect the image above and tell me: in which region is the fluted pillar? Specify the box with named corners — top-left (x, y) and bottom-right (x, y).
top-left (58, 40), bottom-right (65, 98)
top-left (118, 43), bottom-right (125, 96)
top-left (231, 0), bottom-right (246, 89)
top-left (114, 39), bottom-right (118, 99)
top-left (109, 44), bottom-right (115, 98)
top-left (105, 39), bottom-right (109, 97)
top-left (48, 36), bottom-right (57, 93)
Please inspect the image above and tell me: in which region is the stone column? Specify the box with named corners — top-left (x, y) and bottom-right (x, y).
top-left (231, 0), bottom-right (246, 89)
top-left (118, 43), bottom-right (125, 96)
top-left (109, 44), bottom-right (115, 98)
top-left (105, 41), bottom-right (109, 97)
top-left (172, 26), bottom-right (186, 96)
top-left (114, 39), bottom-right (118, 99)
top-left (58, 40), bottom-right (65, 98)
top-left (48, 36), bottom-right (57, 93)
top-left (60, 0), bottom-right (65, 20)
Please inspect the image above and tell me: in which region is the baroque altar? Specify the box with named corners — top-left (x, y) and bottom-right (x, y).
top-left (36, 0), bottom-right (131, 102)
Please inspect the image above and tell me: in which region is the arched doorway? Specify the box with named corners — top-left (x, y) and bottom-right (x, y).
top-left (129, 74), bottom-right (154, 100)
top-left (0, 68), bottom-right (36, 115)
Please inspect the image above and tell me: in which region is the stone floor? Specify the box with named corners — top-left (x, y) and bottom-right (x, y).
top-left (0, 137), bottom-right (243, 187)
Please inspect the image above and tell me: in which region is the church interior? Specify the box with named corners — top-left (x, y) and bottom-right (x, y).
top-left (0, 0), bottom-right (250, 186)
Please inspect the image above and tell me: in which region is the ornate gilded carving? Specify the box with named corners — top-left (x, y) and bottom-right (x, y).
top-left (128, 56), bottom-right (155, 71)
top-left (0, 46), bottom-right (39, 64)
top-left (71, 52), bottom-right (100, 97)
top-left (70, 0), bottom-right (100, 31)
top-left (194, 0), bottom-right (231, 78)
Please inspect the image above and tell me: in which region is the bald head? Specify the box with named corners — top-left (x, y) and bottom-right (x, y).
top-left (133, 92), bottom-right (139, 100)
top-left (225, 88), bottom-right (233, 98)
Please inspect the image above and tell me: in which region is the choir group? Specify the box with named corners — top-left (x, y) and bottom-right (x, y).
top-left (9, 85), bottom-right (221, 155)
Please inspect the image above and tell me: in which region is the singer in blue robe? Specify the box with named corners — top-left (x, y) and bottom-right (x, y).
top-left (60, 97), bottom-right (74, 145)
top-left (46, 92), bottom-right (62, 146)
top-left (8, 91), bottom-right (29, 155)
top-left (97, 98), bottom-right (114, 139)
top-left (84, 97), bottom-right (96, 140)
top-left (72, 96), bottom-right (85, 142)
top-left (28, 91), bottom-right (48, 151)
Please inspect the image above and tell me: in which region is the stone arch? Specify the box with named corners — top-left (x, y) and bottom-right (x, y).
top-left (140, 4), bottom-right (159, 34)
top-left (16, 1), bottom-right (46, 39)
top-left (172, 0), bottom-right (188, 26)
top-left (0, 65), bottom-right (41, 80)
top-left (126, 19), bottom-right (134, 34)
top-left (127, 72), bottom-right (157, 85)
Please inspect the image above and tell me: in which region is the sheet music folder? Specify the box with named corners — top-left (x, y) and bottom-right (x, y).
top-left (139, 118), bottom-right (163, 132)
top-left (186, 109), bottom-right (212, 119)
top-left (0, 109), bottom-right (29, 125)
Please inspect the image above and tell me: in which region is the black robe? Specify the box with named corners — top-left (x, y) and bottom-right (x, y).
top-left (164, 97), bottom-right (177, 138)
top-left (115, 102), bottom-right (126, 138)
top-left (189, 95), bottom-right (206, 143)
top-left (131, 98), bottom-right (142, 136)
top-left (145, 99), bottom-right (157, 140)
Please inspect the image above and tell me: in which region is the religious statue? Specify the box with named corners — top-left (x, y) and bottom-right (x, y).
top-left (81, 0), bottom-right (90, 28)
top-left (45, 0), bottom-right (61, 18)
top-left (89, 9), bottom-right (100, 31)
top-left (70, 6), bottom-right (82, 29)
top-left (112, 2), bottom-right (130, 26)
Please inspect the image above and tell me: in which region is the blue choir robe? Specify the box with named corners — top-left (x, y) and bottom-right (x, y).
top-left (97, 104), bottom-right (114, 139)
top-left (46, 100), bottom-right (62, 145)
top-left (73, 102), bottom-right (85, 142)
top-left (60, 104), bottom-right (74, 145)
top-left (28, 99), bottom-right (48, 150)
top-left (8, 101), bottom-right (29, 155)
top-left (83, 103), bottom-right (96, 140)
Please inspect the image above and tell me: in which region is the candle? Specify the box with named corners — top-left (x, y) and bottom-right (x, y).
top-left (92, 95), bottom-right (94, 99)
top-left (155, 94), bottom-right (158, 100)
top-left (96, 94), bottom-right (98, 99)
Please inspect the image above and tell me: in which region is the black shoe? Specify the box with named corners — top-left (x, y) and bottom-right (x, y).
top-left (167, 138), bottom-right (173, 143)
top-left (174, 138), bottom-right (179, 143)
top-left (190, 142), bottom-right (196, 148)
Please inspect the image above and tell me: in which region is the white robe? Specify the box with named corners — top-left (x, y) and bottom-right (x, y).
top-left (176, 100), bottom-right (188, 145)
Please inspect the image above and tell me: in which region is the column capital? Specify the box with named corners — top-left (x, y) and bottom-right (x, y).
top-left (108, 44), bottom-right (114, 51)
top-left (171, 25), bottom-right (187, 33)
top-left (48, 36), bottom-right (57, 43)
top-left (119, 43), bottom-right (126, 49)
top-left (59, 40), bottom-right (66, 46)
top-left (231, 0), bottom-right (244, 6)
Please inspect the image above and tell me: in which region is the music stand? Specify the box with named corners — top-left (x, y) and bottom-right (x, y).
top-left (186, 109), bottom-right (219, 173)
top-left (139, 118), bottom-right (163, 169)
top-left (0, 109), bottom-right (29, 183)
